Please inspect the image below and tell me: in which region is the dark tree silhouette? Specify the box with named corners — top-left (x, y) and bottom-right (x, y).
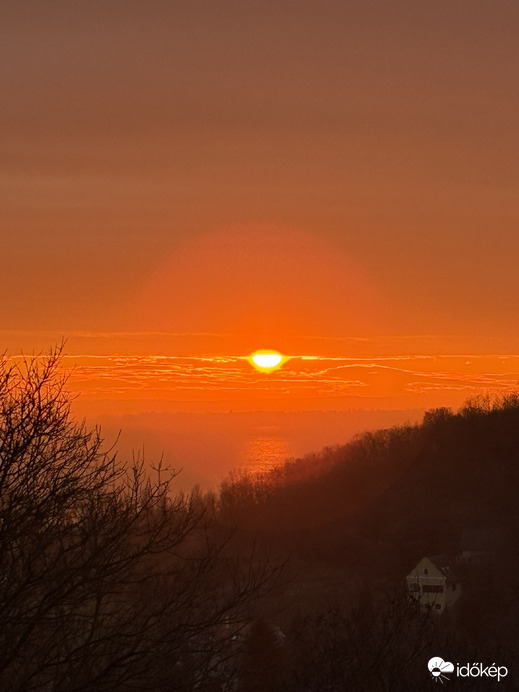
top-left (0, 350), bottom-right (279, 691)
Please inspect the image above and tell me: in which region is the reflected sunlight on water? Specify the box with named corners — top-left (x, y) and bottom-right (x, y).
top-left (89, 410), bottom-right (424, 491)
top-left (242, 430), bottom-right (293, 475)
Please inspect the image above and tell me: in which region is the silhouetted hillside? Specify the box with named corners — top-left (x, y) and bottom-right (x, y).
top-left (216, 395), bottom-right (519, 690)
top-left (363, 397), bottom-right (519, 570)
top-left (220, 395), bottom-right (519, 572)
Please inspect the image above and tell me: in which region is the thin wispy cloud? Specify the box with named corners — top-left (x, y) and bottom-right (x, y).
top-left (36, 353), bottom-right (517, 410)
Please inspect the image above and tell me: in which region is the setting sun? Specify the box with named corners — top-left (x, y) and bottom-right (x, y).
top-left (248, 350), bottom-right (285, 372)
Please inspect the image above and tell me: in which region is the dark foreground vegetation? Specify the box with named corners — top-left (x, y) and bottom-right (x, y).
top-left (2, 351), bottom-right (519, 690)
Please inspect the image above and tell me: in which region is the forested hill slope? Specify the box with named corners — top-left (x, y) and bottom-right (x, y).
top-left (220, 396), bottom-right (519, 569)
top-left (362, 399), bottom-right (519, 566)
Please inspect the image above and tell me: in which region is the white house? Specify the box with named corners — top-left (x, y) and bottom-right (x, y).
top-left (406, 554), bottom-right (461, 613)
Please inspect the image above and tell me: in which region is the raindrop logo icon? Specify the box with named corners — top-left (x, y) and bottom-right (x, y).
top-left (428, 657), bottom-right (454, 683)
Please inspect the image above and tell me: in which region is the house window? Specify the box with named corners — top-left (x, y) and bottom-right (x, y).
top-left (423, 568), bottom-right (429, 575)
top-left (410, 582), bottom-right (420, 592)
top-left (422, 585), bottom-right (444, 593)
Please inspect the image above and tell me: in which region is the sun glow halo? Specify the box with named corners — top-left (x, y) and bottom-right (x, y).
top-left (248, 350), bottom-right (285, 373)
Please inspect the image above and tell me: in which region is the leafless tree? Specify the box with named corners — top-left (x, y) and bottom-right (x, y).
top-left (0, 349), bottom-right (279, 691)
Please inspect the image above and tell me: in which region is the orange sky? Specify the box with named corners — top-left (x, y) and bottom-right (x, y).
top-left (2, 1), bottom-right (519, 416)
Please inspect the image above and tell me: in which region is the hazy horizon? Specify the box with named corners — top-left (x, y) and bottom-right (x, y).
top-left (85, 407), bottom-right (424, 489)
